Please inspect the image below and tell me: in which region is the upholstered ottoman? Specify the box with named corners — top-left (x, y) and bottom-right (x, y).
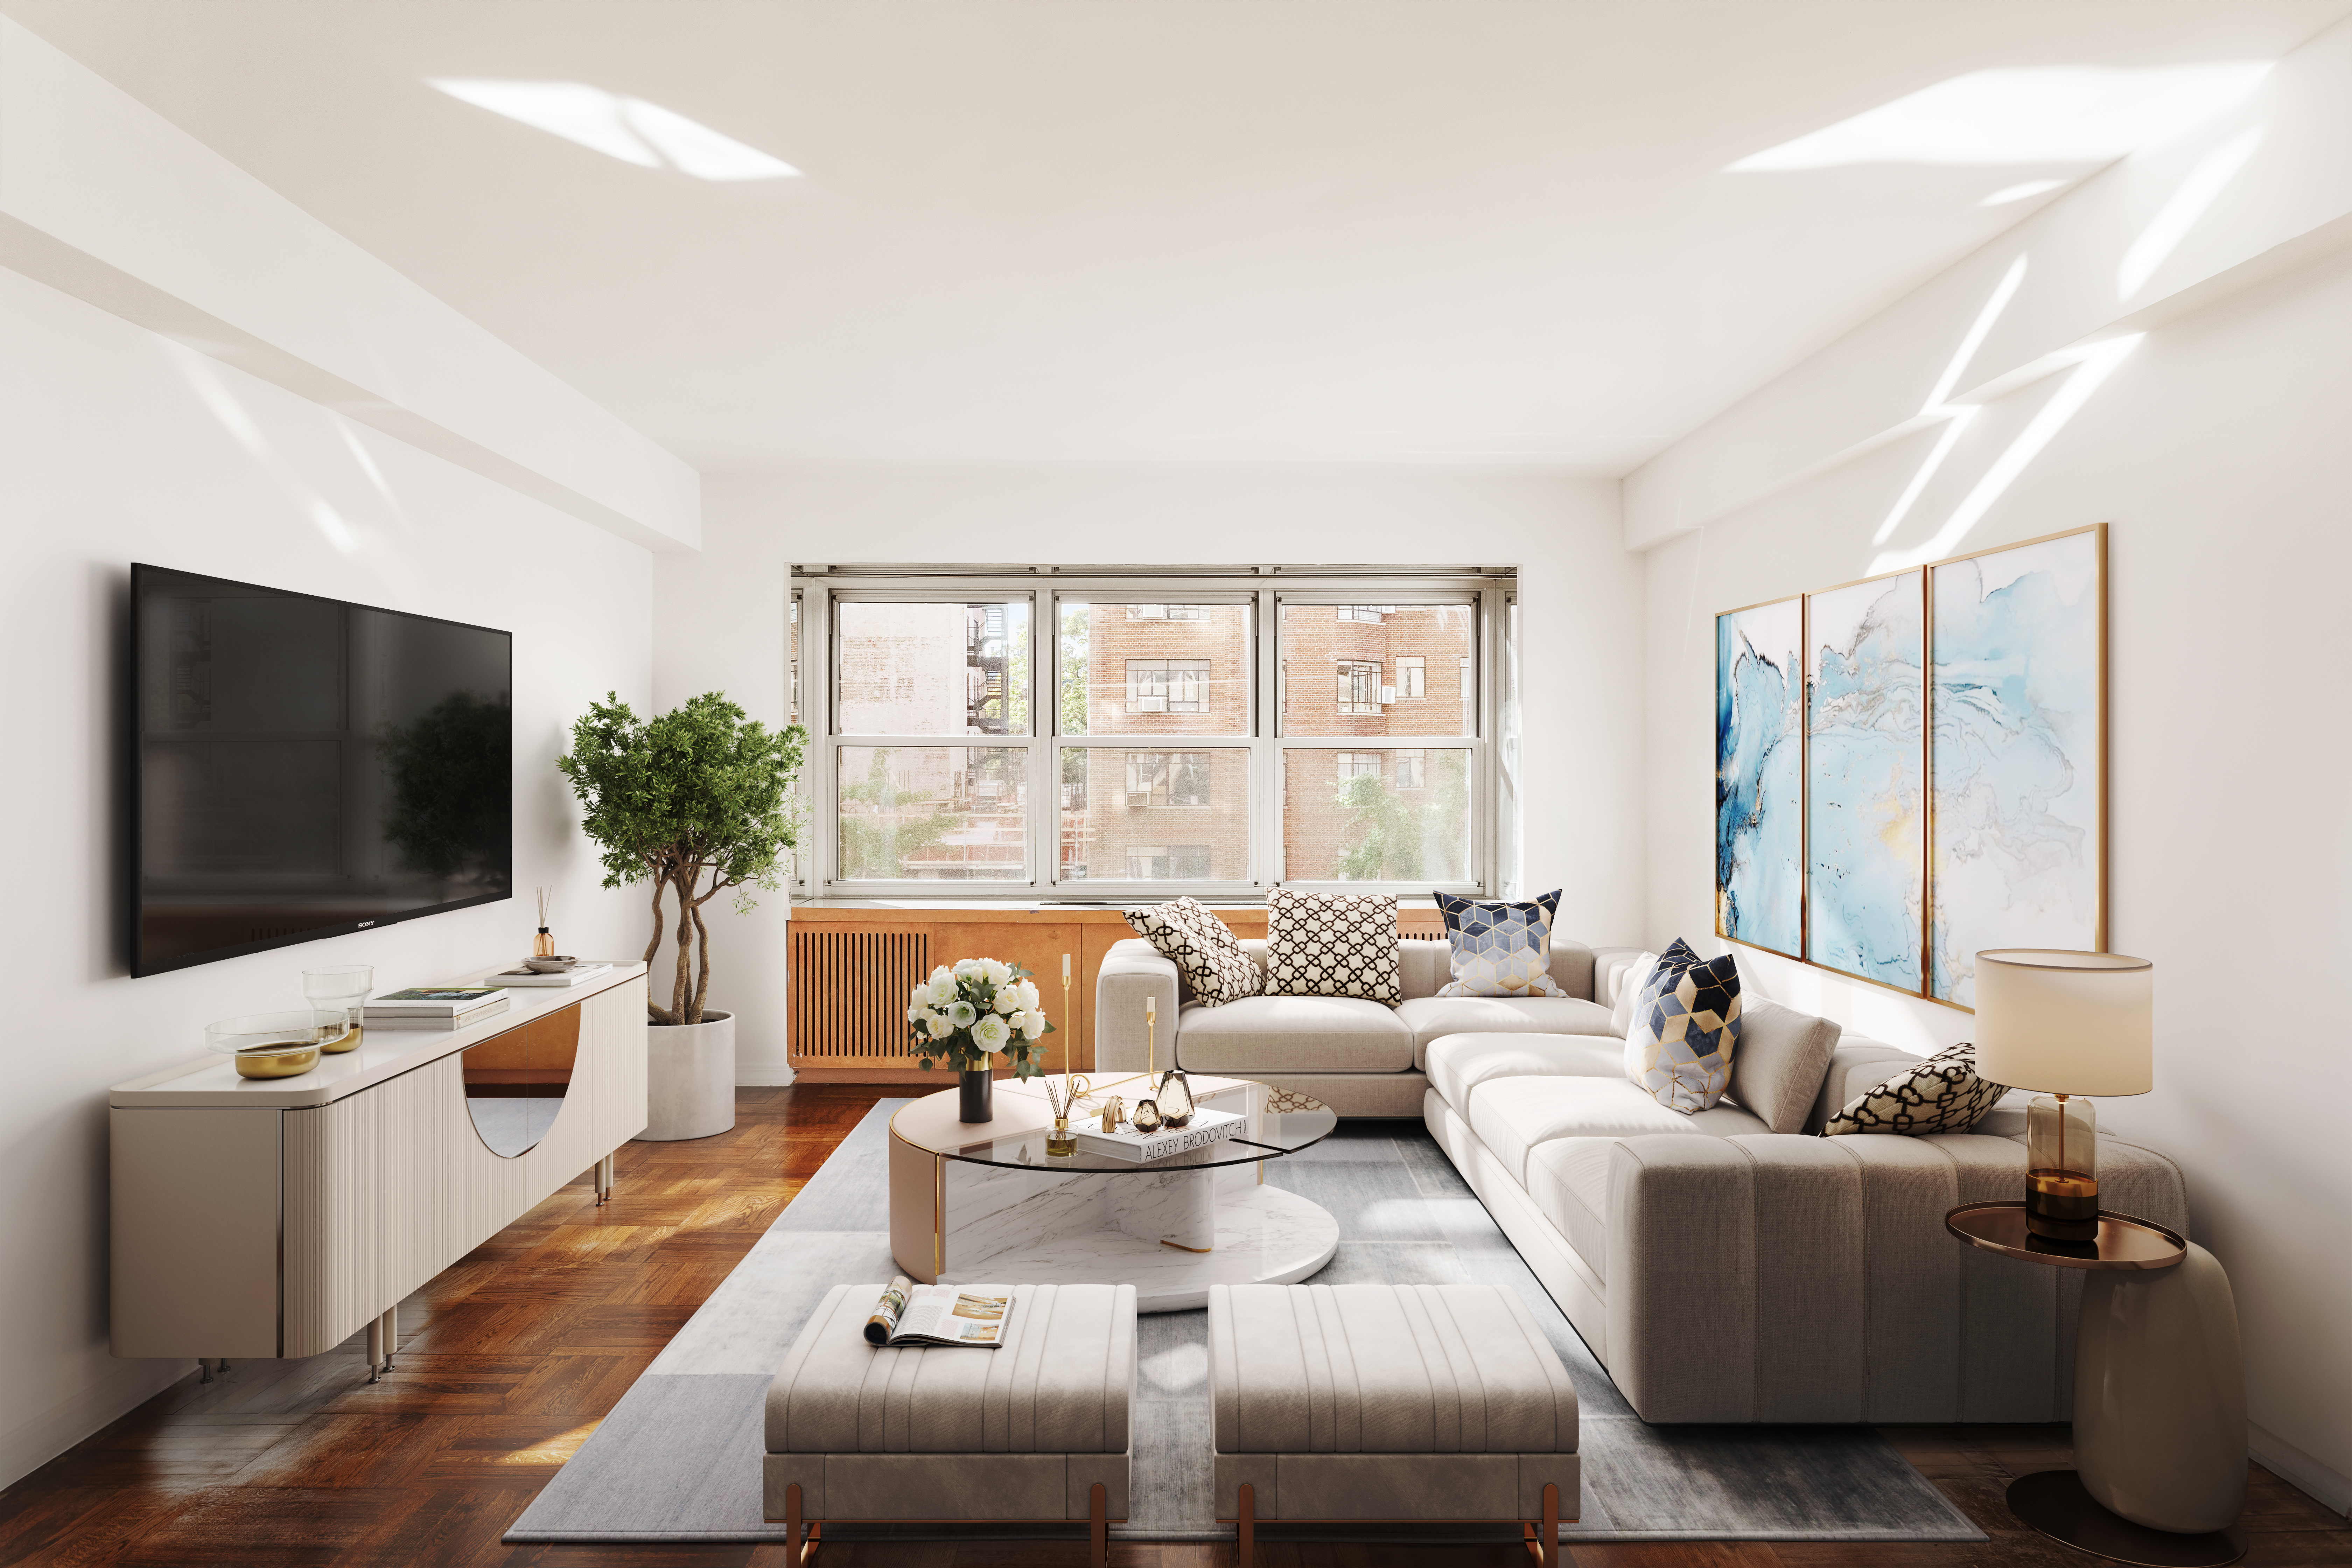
top-left (1209, 1282), bottom-right (1579, 1567)
top-left (764, 1281), bottom-right (1136, 1567)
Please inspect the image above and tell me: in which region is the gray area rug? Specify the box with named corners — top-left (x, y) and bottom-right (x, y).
top-left (506, 1102), bottom-right (1983, 1544)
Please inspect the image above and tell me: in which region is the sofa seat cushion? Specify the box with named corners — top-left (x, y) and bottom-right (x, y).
top-left (1424, 1033), bottom-right (1625, 1113)
top-left (1209, 1282), bottom-right (1577, 1455)
top-left (1524, 1138), bottom-right (1615, 1282)
top-left (1176, 994), bottom-right (1415, 1074)
top-left (1466, 1074), bottom-right (1768, 1183)
top-left (1399, 996), bottom-right (1619, 1063)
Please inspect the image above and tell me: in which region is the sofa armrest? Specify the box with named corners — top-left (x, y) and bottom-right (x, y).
top-left (1588, 947), bottom-right (1650, 1013)
top-left (1095, 939), bottom-right (1179, 1075)
top-left (1600, 1128), bottom-right (2189, 1424)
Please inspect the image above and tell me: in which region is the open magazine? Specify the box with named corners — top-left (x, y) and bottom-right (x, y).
top-left (863, 1276), bottom-right (1019, 1348)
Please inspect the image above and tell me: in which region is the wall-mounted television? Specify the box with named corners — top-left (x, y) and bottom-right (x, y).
top-left (131, 564), bottom-right (511, 976)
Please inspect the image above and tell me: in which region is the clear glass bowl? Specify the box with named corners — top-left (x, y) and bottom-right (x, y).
top-left (206, 1009), bottom-right (353, 1079)
top-left (302, 967), bottom-right (373, 1053)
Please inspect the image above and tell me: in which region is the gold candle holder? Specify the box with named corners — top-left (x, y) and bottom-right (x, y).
top-left (1132, 994), bottom-right (1162, 1133)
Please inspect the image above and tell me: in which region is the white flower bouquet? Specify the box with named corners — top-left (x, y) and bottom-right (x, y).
top-left (905, 957), bottom-right (1056, 1077)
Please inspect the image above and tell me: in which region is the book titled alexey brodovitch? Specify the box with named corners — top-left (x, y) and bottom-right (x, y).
top-left (863, 1277), bottom-right (1019, 1348)
top-left (1075, 1105), bottom-right (1245, 1162)
top-left (363, 987), bottom-right (510, 1031)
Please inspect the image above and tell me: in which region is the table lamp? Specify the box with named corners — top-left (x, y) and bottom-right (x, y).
top-left (1972, 950), bottom-right (2153, 1242)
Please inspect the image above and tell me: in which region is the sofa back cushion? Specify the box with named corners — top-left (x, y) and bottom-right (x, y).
top-left (1723, 999), bottom-right (1842, 1134)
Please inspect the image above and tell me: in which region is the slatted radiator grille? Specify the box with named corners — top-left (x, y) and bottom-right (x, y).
top-left (790, 928), bottom-right (931, 1070)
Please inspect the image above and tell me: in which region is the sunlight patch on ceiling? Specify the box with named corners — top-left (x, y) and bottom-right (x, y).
top-left (430, 79), bottom-right (800, 180)
top-left (1727, 63), bottom-right (2271, 171)
top-left (2118, 125), bottom-right (2266, 297)
top-left (1979, 179), bottom-right (2070, 207)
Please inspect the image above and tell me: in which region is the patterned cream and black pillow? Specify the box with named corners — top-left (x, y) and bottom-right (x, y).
top-left (1627, 938), bottom-right (1742, 1113)
top-left (1123, 897), bottom-right (1263, 1008)
top-left (1822, 1043), bottom-right (2009, 1136)
top-left (1434, 890), bottom-right (1566, 998)
top-left (1263, 889), bottom-right (1401, 1004)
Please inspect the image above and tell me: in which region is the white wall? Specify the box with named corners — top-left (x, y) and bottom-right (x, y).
top-left (1641, 239), bottom-right (2352, 1509)
top-left (0, 264), bottom-right (653, 1489)
top-left (657, 464), bottom-right (1643, 1080)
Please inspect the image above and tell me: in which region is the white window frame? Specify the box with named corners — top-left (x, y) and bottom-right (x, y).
top-left (793, 572), bottom-right (1510, 900)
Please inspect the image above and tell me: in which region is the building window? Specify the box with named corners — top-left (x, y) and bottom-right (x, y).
top-left (1125, 751), bottom-right (1210, 806)
top-left (804, 577), bottom-right (1511, 895)
top-left (1126, 658), bottom-right (1210, 714)
top-left (1127, 845), bottom-right (1212, 879)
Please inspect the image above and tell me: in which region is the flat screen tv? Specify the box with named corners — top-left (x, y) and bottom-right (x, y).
top-left (131, 564), bottom-right (511, 976)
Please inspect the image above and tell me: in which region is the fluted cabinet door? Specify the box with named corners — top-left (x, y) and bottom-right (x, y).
top-left (586, 978), bottom-right (650, 1153)
top-left (442, 1053), bottom-right (530, 1267)
top-left (282, 1064), bottom-right (443, 1358)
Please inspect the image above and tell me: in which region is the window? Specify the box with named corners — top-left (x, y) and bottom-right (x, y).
top-left (1127, 845), bottom-right (1212, 879)
top-left (1337, 660), bottom-right (1382, 715)
top-left (1126, 658), bottom-right (1210, 714)
top-left (800, 574), bottom-right (1512, 895)
top-left (1125, 751), bottom-right (1210, 806)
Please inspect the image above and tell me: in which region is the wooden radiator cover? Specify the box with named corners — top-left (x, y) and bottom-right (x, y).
top-left (786, 904), bottom-right (1445, 1083)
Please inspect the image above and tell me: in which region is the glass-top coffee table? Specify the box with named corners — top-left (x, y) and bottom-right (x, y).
top-left (887, 1073), bottom-right (1340, 1312)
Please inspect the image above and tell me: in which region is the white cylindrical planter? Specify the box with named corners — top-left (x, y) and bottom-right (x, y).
top-left (639, 1011), bottom-right (736, 1141)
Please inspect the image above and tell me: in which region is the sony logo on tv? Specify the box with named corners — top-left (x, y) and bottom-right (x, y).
top-left (356, 920), bottom-right (376, 929)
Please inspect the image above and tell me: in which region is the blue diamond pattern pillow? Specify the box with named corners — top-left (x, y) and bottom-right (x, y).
top-left (1434, 890), bottom-right (1566, 997)
top-left (1629, 939), bottom-right (1743, 1113)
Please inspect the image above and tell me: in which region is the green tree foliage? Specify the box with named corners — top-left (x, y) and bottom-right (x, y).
top-left (1331, 771), bottom-right (1424, 880)
top-left (836, 747), bottom-right (949, 878)
top-left (1059, 604), bottom-right (1090, 736)
top-left (377, 691), bottom-right (511, 883)
top-left (556, 692), bottom-right (807, 1026)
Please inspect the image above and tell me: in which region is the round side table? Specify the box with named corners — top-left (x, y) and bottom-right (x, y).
top-left (1946, 1202), bottom-right (2248, 1567)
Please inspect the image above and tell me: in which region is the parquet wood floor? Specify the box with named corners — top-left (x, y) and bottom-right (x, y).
top-left (3, 1085), bottom-right (2345, 1568)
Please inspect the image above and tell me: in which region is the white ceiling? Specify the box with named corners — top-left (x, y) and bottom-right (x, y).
top-left (8, 0), bottom-right (2346, 475)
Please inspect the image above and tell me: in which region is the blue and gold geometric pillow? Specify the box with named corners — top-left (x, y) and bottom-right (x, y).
top-left (1628, 939), bottom-right (1742, 1112)
top-left (1434, 890), bottom-right (1566, 998)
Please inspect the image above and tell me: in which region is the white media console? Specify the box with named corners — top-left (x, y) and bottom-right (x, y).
top-left (108, 962), bottom-right (649, 1365)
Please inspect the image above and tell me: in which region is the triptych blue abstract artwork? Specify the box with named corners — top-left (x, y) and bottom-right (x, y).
top-left (1714, 526), bottom-right (2104, 1008)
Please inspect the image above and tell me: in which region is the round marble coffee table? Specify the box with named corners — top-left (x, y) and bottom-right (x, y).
top-left (887, 1073), bottom-right (1338, 1312)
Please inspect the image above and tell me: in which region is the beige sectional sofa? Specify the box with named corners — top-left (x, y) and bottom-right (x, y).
top-left (1095, 934), bottom-right (1614, 1115)
top-left (1097, 935), bottom-right (2193, 1425)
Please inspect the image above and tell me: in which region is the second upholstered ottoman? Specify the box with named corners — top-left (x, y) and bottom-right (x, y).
top-left (764, 1281), bottom-right (1136, 1567)
top-left (1209, 1281), bottom-right (1579, 1567)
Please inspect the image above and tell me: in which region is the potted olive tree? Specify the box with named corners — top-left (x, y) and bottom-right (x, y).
top-left (558, 692), bottom-right (806, 1140)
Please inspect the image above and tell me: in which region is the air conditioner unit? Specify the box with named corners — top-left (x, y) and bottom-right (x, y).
top-left (1378, 686), bottom-right (1397, 704)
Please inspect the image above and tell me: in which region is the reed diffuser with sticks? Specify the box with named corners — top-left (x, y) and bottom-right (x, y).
top-left (533, 886), bottom-right (557, 958)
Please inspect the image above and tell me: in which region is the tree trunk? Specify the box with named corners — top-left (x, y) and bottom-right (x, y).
top-left (688, 898), bottom-right (712, 1023)
top-left (670, 864), bottom-right (698, 1026)
top-left (642, 869), bottom-right (674, 1024)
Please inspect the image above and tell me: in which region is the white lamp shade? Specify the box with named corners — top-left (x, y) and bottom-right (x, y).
top-left (1972, 950), bottom-right (2153, 1097)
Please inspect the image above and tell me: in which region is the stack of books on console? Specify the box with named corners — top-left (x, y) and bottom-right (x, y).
top-left (1076, 1106), bottom-right (1245, 1162)
top-left (363, 986), bottom-right (511, 1031)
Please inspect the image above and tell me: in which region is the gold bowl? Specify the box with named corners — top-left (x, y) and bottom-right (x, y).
top-left (206, 1009), bottom-right (352, 1080)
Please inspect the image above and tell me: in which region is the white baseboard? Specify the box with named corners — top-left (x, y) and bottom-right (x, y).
top-left (0, 1356), bottom-right (190, 1492)
top-left (735, 1064), bottom-right (798, 1086)
top-left (2251, 1422), bottom-right (2352, 1518)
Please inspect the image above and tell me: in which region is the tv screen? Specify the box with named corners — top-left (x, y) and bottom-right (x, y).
top-left (131, 564), bottom-right (511, 976)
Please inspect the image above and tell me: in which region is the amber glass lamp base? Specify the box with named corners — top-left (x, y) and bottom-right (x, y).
top-left (2025, 1093), bottom-right (2101, 1241)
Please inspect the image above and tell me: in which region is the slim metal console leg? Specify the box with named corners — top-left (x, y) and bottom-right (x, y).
top-left (364, 1317), bottom-right (383, 1384)
top-left (1236, 1480), bottom-right (1254, 1568)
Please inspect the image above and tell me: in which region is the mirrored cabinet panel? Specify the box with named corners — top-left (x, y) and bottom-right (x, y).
top-left (460, 1003), bottom-right (581, 1157)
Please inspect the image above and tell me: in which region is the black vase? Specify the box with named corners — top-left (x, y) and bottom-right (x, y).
top-left (958, 1068), bottom-right (994, 1124)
